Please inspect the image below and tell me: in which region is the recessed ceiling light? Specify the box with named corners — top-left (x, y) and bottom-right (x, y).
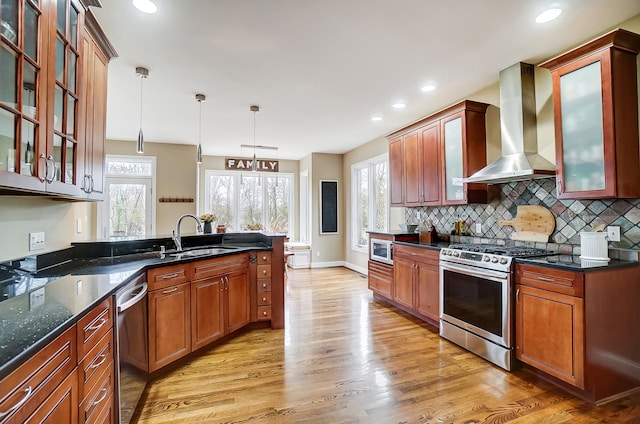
top-left (392, 102), bottom-right (406, 109)
top-left (132, 0), bottom-right (157, 14)
top-left (535, 8), bottom-right (561, 23)
top-left (371, 115), bottom-right (383, 122)
top-left (421, 84), bottom-right (436, 92)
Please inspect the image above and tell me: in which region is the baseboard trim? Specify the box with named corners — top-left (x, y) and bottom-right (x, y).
top-left (344, 262), bottom-right (367, 275)
top-left (310, 261), bottom-right (345, 269)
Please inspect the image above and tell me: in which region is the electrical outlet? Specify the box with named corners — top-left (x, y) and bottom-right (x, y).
top-left (607, 226), bottom-right (620, 242)
top-left (316, 251), bottom-right (320, 257)
top-left (29, 232), bottom-right (45, 251)
top-left (76, 218), bottom-right (82, 234)
top-left (475, 223), bottom-right (482, 234)
top-left (29, 287), bottom-right (45, 310)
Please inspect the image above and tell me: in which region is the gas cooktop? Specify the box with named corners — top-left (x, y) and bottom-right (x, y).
top-left (448, 244), bottom-right (555, 258)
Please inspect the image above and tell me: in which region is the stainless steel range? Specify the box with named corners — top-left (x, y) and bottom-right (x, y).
top-left (439, 244), bottom-right (553, 370)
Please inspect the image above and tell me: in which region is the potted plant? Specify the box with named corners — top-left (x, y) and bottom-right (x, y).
top-left (199, 213), bottom-right (217, 233)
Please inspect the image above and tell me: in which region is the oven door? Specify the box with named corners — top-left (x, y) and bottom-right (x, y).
top-left (439, 261), bottom-right (512, 349)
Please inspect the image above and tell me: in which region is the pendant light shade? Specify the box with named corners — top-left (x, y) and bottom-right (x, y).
top-left (250, 105), bottom-right (259, 172)
top-left (136, 67), bottom-right (149, 154)
top-left (196, 94), bottom-right (206, 163)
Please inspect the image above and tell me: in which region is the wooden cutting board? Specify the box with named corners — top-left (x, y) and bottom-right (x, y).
top-left (499, 205), bottom-right (555, 242)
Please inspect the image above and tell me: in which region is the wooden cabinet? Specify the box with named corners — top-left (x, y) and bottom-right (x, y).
top-left (0, 326), bottom-right (77, 423)
top-left (148, 282), bottom-right (191, 372)
top-left (516, 262), bottom-right (640, 402)
top-left (387, 100), bottom-right (489, 206)
top-left (225, 269), bottom-right (250, 332)
top-left (191, 277), bottom-right (224, 350)
top-left (79, 12), bottom-right (116, 200)
top-left (540, 29), bottom-right (640, 199)
top-left (392, 244), bottom-right (440, 323)
top-left (516, 265), bottom-right (585, 388)
top-left (367, 260), bottom-right (393, 298)
top-left (255, 252), bottom-right (272, 321)
top-left (0, 1), bottom-right (114, 199)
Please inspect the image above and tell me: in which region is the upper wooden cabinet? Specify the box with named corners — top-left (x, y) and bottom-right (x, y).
top-left (388, 100), bottom-right (489, 206)
top-left (0, 0), bottom-right (114, 199)
top-left (540, 29), bottom-right (640, 199)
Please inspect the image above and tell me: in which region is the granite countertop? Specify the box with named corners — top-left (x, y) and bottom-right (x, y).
top-left (0, 233), bottom-right (277, 380)
top-left (515, 255), bottom-right (640, 272)
top-left (393, 240), bottom-right (450, 251)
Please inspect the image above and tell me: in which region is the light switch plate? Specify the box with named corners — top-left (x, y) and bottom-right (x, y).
top-left (29, 287), bottom-right (45, 310)
top-left (475, 223), bottom-right (482, 234)
top-left (29, 232), bottom-right (45, 251)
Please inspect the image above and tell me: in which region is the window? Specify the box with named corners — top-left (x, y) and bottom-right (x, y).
top-left (352, 154), bottom-right (388, 250)
top-left (102, 155), bottom-right (156, 238)
top-left (205, 171), bottom-right (293, 235)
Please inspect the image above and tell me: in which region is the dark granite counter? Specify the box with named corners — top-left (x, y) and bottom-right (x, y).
top-left (0, 232), bottom-right (280, 380)
top-left (516, 255), bottom-right (639, 272)
top-left (367, 230), bottom-right (419, 237)
top-left (393, 240), bottom-right (449, 251)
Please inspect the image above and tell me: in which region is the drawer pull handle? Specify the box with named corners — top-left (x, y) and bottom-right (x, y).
top-left (0, 386), bottom-right (32, 418)
top-left (88, 318), bottom-right (108, 331)
top-left (262, 283), bottom-right (267, 288)
top-left (163, 287), bottom-right (178, 294)
top-left (516, 288), bottom-right (520, 304)
top-left (535, 276), bottom-right (555, 282)
top-left (262, 255), bottom-right (267, 261)
top-left (162, 273), bottom-right (179, 279)
top-left (92, 388), bottom-right (109, 407)
top-left (262, 297), bottom-right (267, 302)
top-left (262, 270), bottom-right (267, 275)
top-left (90, 353), bottom-right (109, 369)
top-left (262, 311), bottom-right (268, 316)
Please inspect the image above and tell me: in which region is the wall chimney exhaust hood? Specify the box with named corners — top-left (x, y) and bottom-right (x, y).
top-left (464, 63), bottom-right (556, 184)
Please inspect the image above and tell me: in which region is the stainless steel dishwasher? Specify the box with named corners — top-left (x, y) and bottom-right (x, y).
top-left (115, 275), bottom-right (149, 424)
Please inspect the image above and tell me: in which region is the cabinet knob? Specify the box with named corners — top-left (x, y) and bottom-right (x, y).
top-left (262, 297), bottom-right (267, 302)
top-left (262, 311), bottom-right (268, 316)
top-left (262, 270), bottom-right (267, 275)
top-left (262, 255), bottom-right (267, 261)
top-left (262, 283), bottom-right (267, 288)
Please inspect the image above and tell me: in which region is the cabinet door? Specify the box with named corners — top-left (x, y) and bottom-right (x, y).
top-left (368, 260), bottom-right (393, 299)
top-left (388, 137), bottom-right (403, 206)
top-left (415, 261), bottom-right (440, 322)
top-left (420, 123), bottom-right (440, 205)
top-left (80, 27), bottom-right (109, 199)
top-left (0, 0), bottom-right (47, 192)
top-left (403, 130), bottom-right (421, 206)
top-left (191, 277), bottom-right (225, 350)
top-left (225, 269), bottom-right (250, 333)
top-left (392, 257), bottom-right (415, 309)
top-left (148, 283), bottom-right (191, 372)
top-left (441, 113), bottom-right (465, 204)
top-left (22, 368), bottom-right (78, 424)
top-left (516, 284), bottom-right (585, 389)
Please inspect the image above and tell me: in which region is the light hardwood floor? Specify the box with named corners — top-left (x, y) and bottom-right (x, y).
top-left (134, 267), bottom-right (640, 423)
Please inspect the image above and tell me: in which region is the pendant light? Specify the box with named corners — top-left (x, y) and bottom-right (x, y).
top-left (250, 105), bottom-right (259, 172)
top-left (135, 67), bottom-right (149, 154)
top-left (196, 94), bottom-right (205, 163)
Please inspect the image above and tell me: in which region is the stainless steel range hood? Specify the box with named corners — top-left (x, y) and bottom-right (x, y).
top-left (464, 63), bottom-right (556, 184)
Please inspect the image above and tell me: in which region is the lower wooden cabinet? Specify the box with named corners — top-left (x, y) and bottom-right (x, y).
top-left (24, 368), bottom-right (79, 424)
top-left (392, 256), bottom-right (416, 309)
top-left (148, 282), bottom-right (191, 372)
top-left (415, 253), bottom-right (440, 322)
top-left (225, 269), bottom-right (250, 333)
top-left (191, 277), bottom-right (225, 350)
top-left (367, 260), bottom-right (393, 298)
top-left (516, 284), bottom-right (585, 389)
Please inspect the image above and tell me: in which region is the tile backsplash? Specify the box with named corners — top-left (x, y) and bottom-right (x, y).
top-left (405, 178), bottom-right (640, 254)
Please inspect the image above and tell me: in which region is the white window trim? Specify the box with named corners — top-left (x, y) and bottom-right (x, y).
top-left (351, 153), bottom-right (389, 252)
top-left (204, 170), bottom-right (294, 237)
top-left (99, 155), bottom-right (157, 238)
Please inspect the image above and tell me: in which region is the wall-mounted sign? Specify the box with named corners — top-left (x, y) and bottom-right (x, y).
top-left (225, 158), bottom-right (279, 172)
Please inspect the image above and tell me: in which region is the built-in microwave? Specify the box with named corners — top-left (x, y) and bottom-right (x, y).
top-left (370, 238), bottom-right (393, 265)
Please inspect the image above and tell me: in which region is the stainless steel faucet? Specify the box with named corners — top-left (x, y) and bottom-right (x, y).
top-left (172, 214), bottom-right (203, 252)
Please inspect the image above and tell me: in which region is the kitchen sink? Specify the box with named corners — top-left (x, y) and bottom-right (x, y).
top-left (169, 246), bottom-right (239, 258)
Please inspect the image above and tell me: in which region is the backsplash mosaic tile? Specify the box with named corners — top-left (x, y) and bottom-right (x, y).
top-left (405, 179), bottom-right (640, 253)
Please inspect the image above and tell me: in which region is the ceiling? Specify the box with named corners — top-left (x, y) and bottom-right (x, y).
top-left (92, 1), bottom-right (640, 161)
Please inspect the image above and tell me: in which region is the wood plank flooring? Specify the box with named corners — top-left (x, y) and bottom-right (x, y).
top-left (133, 267), bottom-right (640, 423)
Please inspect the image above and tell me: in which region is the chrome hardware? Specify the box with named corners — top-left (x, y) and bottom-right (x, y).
top-left (0, 386), bottom-right (32, 418)
top-left (88, 317), bottom-right (108, 331)
top-left (162, 287), bottom-right (178, 294)
top-left (172, 214), bottom-right (203, 252)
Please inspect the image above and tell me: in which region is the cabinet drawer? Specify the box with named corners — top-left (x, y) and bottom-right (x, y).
top-left (257, 252), bottom-right (271, 264)
top-left (393, 244), bottom-right (439, 265)
top-left (257, 265), bottom-right (272, 278)
top-left (257, 306), bottom-right (272, 320)
top-left (192, 254), bottom-right (249, 280)
top-left (257, 292), bottom-right (272, 306)
top-left (79, 363), bottom-right (114, 424)
top-left (257, 279), bottom-right (272, 292)
top-left (77, 297), bottom-right (113, 359)
top-left (78, 329), bottom-right (113, 400)
top-left (516, 264), bottom-right (584, 297)
top-left (0, 326), bottom-right (76, 424)
top-left (147, 264), bottom-right (190, 291)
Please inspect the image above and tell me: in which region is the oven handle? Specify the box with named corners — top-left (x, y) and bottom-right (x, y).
top-left (440, 263), bottom-right (509, 283)
top-left (117, 283), bottom-right (148, 313)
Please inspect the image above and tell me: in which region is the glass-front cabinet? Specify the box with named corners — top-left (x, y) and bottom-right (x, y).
top-left (0, 0), bottom-right (86, 196)
top-left (540, 29), bottom-right (640, 199)
top-left (442, 114), bottom-right (464, 202)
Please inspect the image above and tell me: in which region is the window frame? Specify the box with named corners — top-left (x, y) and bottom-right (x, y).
top-left (351, 153), bottom-right (389, 252)
top-left (204, 170), bottom-right (294, 237)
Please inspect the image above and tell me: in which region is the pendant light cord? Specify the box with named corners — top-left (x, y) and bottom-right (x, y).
top-left (139, 76), bottom-right (144, 129)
